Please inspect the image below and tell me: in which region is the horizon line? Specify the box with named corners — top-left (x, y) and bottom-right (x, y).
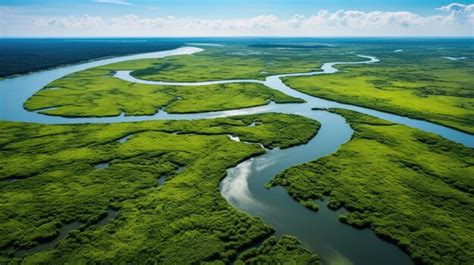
top-left (1, 36), bottom-right (474, 39)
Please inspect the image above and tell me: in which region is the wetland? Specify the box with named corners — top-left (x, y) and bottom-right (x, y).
top-left (1, 38), bottom-right (473, 264)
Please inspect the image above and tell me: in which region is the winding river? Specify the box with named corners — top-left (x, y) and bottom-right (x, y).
top-left (1, 46), bottom-right (472, 265)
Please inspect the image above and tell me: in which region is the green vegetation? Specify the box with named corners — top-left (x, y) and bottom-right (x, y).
top-left (270, 109), bottom-right (474, 264)
top-left (299, 200), bottom-right (319, 211)
top-left (248, 44), bottom-right (330, 49)
top-left (283, 49), bottom-right (474, 133)
top-left (24, 67), bottom-right (302, 117)
top-left (0, 113), bottom-right (320, 264)
top-left (0, 38), bottom-right (181, 79)
top-left (108, 46), bottom-right (355, 82)
top-left (236, 235), bottom-right (319, 264)
top-left (8, 40), bottom-right (473, 264)
top-left (24, 45), bottom-right (366, 118)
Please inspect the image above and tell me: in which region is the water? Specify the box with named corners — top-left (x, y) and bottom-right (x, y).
top-left (115, 70), bottom-right (263, 86)
top-left (117, 135), bottom-right (132, 143)
top-left (1, 46), bottom-right (472, 264)
top-left (95, 162), bottom-right (109, 170)
top-left (95, 209), bottom-right (119, 227)
top-left (158, 166), bottom-right (185, 187)
top-left (16, 221), bottom-right (82, 257)
top-left (0, 47), bottom-right (203, 124)
top-left (15, 208), bottom-right (119, 256)
top-left (228, 135), bottom-right (241, 142)
top-left (1, 47), bottom-right (471, 148)
top-left (221, 110), bottom-right (414, 265)
top-left (157, 176), bottom-right (166, 186)
top-left (113, 56), bottom-right (473, 148)
top-left (443, 56), bottom-right (467, 61)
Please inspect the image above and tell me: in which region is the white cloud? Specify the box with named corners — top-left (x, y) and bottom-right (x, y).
top-left (437, 3), bottom-right (474, 13)
top-left (303, 10), bottom-right (429, 28)
top-left (1, 2), bottom-right (473, 36)
top-left (93, 0), bottom-right (133, 6)
top-left (437, 2), bottom-right (474, 24)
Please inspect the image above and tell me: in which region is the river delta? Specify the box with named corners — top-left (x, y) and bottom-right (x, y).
top-left (1, 39), bottom-right (473, 264)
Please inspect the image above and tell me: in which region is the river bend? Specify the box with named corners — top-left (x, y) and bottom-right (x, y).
top-left (1, 46), bottom-right (472, 265)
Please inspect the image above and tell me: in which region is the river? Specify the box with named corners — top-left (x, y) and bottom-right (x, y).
top-left (1, 46), bottom-right (472, 265)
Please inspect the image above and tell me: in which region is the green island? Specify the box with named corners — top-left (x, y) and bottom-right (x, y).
top-left (283, 47), bottom-right (474, 133)
top-left (23, 67), bottom-right (302, 118)
top-left (109, 46), bottom-right (355, 82)
top-left (0, 113), bottom-right (320, 264)
top-left (23, 45), bottom-right (364, 118)
top-left (270, 109), bottom-right (474, 264)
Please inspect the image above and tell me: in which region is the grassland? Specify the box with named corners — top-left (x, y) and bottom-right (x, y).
top-left (0, 113), bottom-right (320, 264)
top-left (236, 235), bottom-right (319, 264)
top-left (24, 45), bottom-right (366, 117)
top-left (107, 45), bottom-right (358, 82)
top-left (283, 46), bottom-right (474, 133)
top-left (270, 109), bottom-right (474, 264)
top-left (24, 44), bottom-right (364, 118)
top-left (24, 67), bottom-right (303, 117)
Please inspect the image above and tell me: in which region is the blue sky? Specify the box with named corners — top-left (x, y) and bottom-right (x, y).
top-left (1, 0), bottom-right (466, 18)
top-left (1, 0), bottom-right (473, 36)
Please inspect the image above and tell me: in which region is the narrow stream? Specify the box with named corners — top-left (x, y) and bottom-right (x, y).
top-left (1, 46), bottom-right (472, 264)
top-left (15, 208), bottom-right (118, 257)
top-left (15, 221), bottom-right (82, 257)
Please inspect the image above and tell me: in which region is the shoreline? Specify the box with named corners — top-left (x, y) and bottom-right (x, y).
top-left (0, 45), bottom-right (182, 81)
top-left (286, 82), bottom-right (474, 136)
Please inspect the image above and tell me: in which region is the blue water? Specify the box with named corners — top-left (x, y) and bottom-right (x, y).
top-left (1, 42), bottom-right (472, 264)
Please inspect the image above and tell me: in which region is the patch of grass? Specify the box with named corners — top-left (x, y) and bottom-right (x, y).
top-left (300, 200), bottom-right (319, 211)
top-left (283, 48), bottom-right (474, 133)
top-left (24, 68), bottom-right (303, 117)
top-left (24, 45), bottom-right (366, 118)
top-left (107, 46), bottom-right (355, 82)
top-left (248, 44), bottom-right (330, 49)
top-left (236, 235), bottom-right (319, 264)
top-left (270, 109), bottom-right (474, 264)
top-left (0, 113), bottom-right (320, 264)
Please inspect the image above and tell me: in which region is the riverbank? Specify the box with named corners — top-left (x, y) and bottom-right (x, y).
top-left (1, 42), bottom-right (472, 264)
top-left (0, 38), bottom-right (182, 79)
top-left (0, 113), bottom-right (320, 264)
top-left (270, 108), bottom-right (474, 264)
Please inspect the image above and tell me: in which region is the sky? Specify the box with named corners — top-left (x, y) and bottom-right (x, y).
top-left (1, 0), bottom-right (473, 37)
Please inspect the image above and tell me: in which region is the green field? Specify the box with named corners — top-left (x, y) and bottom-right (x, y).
top-left (24, 45), bottom-right (364, 118)
top-left (283, 47), bottom-right (474, 133)
top-left (0, 113), bottom-right (320, 263)
top-left (270, 109), bottom-right (474, 264)
top-left (108, 46), bottom-right (357, 82)
top-left (25, 44), bottom-right (474, 133)
top-left (24, 67), bottom-right (303, 118)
